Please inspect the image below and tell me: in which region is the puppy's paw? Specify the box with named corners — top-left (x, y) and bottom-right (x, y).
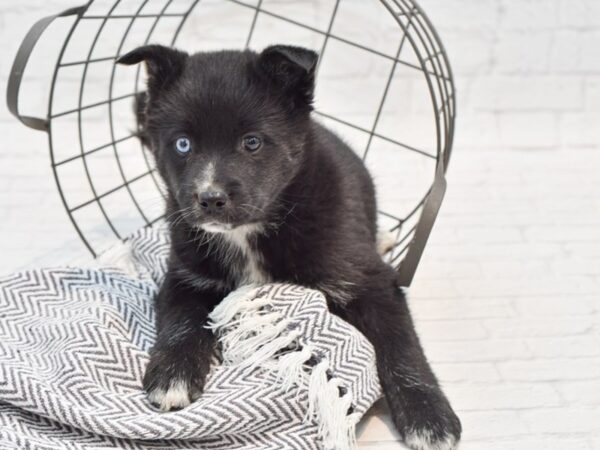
top-left (147, 379), bottom-right (192, 412)
top-left (389, 388), bottom-right (461, 450)
top-left (404, 426), bottom-right (459, 450)
top-left (143, 350), bottom-right (209, 412)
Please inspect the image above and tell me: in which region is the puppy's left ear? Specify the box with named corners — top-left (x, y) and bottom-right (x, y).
top-left (258, 45), bottom-right (318, 109)
top-left (117, 45), bottom-right (187, 97)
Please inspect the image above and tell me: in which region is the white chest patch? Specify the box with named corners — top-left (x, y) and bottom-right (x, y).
top-left (224, 224), bottom-right (270, 286)
top-left (202, 223), bottom-right (270, 286)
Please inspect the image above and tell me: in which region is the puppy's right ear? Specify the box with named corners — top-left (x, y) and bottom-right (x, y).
top-left (258, 45), bottom-right (318, 110)
top-left (117, 45), bottom-right (187, 95)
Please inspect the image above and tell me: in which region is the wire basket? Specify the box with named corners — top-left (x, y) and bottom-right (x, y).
top-left (7, 0), bottom-right (455, 286)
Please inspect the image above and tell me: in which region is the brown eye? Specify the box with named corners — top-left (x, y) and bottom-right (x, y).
top-left (243, 135), bottom-right (262, 152)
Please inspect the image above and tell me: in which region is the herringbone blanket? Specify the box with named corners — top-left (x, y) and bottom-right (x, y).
top-left (0, 228), bottom-right (381, 449)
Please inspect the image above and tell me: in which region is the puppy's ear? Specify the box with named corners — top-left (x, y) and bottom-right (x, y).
top-left (117, 45), bottom-right (187, 95)
top-left (258, 45), bottom-right (318, 109)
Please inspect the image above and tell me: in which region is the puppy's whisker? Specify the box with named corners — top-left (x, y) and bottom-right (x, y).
top-left (239, 203), bottom-right (264, 214)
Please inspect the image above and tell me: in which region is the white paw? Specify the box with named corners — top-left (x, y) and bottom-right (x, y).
top-left (147, 379), bottom-right (191, 412)
top-left (376, 230), bottom-right (396, 256)
top-left (404, 428), bottom-right (458, 450)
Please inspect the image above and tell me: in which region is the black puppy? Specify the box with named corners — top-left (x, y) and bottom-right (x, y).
top-left (117, 44), bottom-right (461, 450)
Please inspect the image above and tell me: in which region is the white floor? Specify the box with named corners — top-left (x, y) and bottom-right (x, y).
top-left (355, 148), bottom-right (600, 449)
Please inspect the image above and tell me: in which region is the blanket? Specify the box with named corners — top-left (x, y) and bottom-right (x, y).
top-left (0, 227), bottom-right (381, 449)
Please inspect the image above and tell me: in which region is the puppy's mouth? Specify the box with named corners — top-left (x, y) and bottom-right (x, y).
top-left (199, 220), bottom-right (265, 235)
top-left (200, 222), bottom-right (234, 233)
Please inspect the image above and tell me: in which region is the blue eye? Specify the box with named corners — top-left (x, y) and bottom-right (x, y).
top-left (243, 135), bottom-right (262, 152)
top-left (175, 137), bottom-right (191, 155)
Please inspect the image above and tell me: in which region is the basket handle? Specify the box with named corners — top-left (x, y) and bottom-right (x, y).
top-left (397, 161), bottom-right (447, 287)
top-left (6, 5), bottom-right (86, 131)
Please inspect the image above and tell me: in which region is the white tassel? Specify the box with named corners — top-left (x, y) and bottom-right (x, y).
top-left (207, 284), bottom-right (264, 329)
top-left (275, 345), bottom-right (313, 392)
top-left (218, 312), bottom-right (284, 361)
top-left (345, 413), bottom-right (362, 450)
top-left (243, 328), bottom-right (302, 370)
top-left (306, 360), bottom-right (330, 421)
top-left (209, 285), bottom-right (359, 450)
top-left (222, 318), bottom-right (293, 365)
top-left (328, 383), bottom-right (354, 450)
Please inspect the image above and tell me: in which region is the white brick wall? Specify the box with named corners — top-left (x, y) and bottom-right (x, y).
top-left (422, 0), bottom-right (600, 152)
top-left (1, 1), bottom-right (600, 449)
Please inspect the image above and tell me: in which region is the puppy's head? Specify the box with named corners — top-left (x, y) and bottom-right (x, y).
top-left (117, 44), bottom-right (318, 232)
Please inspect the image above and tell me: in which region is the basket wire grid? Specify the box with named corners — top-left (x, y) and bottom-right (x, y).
top-left (7, 0), bottom-right (455, 286)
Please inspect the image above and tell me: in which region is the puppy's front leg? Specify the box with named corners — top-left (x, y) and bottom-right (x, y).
top-left (337, 266), bottom-right (461, 450)
top-left (144, 272), bottom-right (218, 411)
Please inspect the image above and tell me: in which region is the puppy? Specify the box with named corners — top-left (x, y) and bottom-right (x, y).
top-left (118, 44), bottom-right (461, 449)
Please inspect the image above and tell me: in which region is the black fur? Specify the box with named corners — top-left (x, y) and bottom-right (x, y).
top-left (118, 44), bottom-right (461, 449)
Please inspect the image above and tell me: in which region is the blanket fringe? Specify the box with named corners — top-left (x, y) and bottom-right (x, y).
top-left (207, 286), bottom-right (359, 450)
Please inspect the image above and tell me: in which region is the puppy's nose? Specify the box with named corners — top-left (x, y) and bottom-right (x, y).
top-left (196, 190), bottom-right (228, 212)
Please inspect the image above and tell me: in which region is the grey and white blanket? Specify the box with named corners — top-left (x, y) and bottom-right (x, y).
top-left (0, 228), bottom-right (381, 449)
